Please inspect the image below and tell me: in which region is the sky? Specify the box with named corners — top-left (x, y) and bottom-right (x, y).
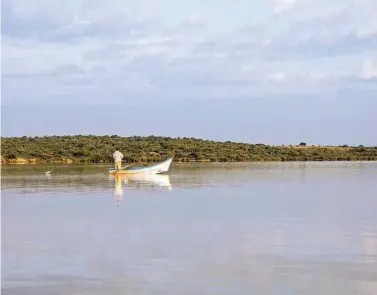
top-left (1, 0), bottom-right (377, 145)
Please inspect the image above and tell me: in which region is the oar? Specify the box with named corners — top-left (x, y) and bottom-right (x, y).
top-left (137, 157), bottom-right (148, 167)
top-left (138, 152), bottom-right (149, 167)
top-left (122, 162), bottom-right (135, 169)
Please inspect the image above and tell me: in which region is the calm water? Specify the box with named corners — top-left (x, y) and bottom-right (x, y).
top-left (2, 162), bottom-right (377, 295)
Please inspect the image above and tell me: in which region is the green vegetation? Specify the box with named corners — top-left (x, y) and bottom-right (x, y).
top-left (1, 135), bottom-right (377, 163)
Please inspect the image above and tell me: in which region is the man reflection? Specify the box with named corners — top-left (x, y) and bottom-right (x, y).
top-left (113, 174), bottom-right (123, 206)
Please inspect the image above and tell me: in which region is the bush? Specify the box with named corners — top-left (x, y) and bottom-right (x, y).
top-left (1, 135), bottom-right (376, 163)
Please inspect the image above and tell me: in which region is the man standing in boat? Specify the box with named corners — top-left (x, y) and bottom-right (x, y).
top-left (113, 149), bottom-right (124, 170)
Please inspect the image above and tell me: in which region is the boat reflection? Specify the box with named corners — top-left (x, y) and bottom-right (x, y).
top-left (124, 173), bottom-right (172, 190)
top-left (112, 173), bottom-right (172, 204)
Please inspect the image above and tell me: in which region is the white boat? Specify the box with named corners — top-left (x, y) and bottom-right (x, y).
top-left (107, 157), bottom-right (173, 175)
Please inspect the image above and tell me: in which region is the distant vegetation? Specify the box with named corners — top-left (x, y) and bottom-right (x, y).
top-left (1, 135), bottom-right (377, 164)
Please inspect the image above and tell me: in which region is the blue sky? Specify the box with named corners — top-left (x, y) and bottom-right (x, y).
top-left (1, 0), bottom-right (377, 145)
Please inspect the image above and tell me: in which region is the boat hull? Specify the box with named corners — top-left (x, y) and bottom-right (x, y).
top-left (107, 157), bottom-right (173, 175)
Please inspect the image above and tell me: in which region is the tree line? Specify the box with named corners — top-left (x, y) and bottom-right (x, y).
top-left (1, 135), bottom-right (377, 163)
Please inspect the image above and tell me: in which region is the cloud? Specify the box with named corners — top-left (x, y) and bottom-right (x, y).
top-left (361, 60), bottom-right (377, 79)
top-left (266, 72), bottom-right (286, 82)
top-left (274, 0), bottom-right (298, 14)
top-left (1, 0), bottom-right (377, 105)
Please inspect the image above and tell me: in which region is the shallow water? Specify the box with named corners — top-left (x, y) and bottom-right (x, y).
top-left (2, 162), bottom-right (377, 295)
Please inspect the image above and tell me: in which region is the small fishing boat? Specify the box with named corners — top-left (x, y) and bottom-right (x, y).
top-left (107, 157), bottom-right (173, 175)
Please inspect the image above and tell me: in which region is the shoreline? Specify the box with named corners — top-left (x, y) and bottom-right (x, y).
top-left (2, 135), bottom-right (377, 164)
top-left (2, 158), bottom-right (377, 165)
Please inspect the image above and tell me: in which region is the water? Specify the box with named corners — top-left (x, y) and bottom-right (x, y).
top-left (2, 162), bottom-right (377, 295)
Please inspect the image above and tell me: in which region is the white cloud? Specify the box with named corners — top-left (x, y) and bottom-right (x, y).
top-left (266, 72), bottom-right (286, 82)
top-left (1, 0), bottom-right (376, 105)
top-left (356, 23), bottom-right (377, 38)
top-left (361, 60), bottom-right (377, 79)
top-left (6, 0), bottom-right (161, 25)
top-left (274, 0), bottom-right (298, 14)
top-left (2, 36), bottom-right (97, 77)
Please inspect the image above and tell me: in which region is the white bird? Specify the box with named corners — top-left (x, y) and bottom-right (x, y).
top-left (45, 171), bottom-right (51, 175)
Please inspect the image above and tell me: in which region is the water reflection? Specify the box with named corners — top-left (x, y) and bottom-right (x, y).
top-left (2, 163), bottom-right (377, 295)
top-left (111, 173), bottom-right (172, 204)
top-left (113, 174), bottom-right (123, 206)
top-left (125, 174), bottom-right (172, 190)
